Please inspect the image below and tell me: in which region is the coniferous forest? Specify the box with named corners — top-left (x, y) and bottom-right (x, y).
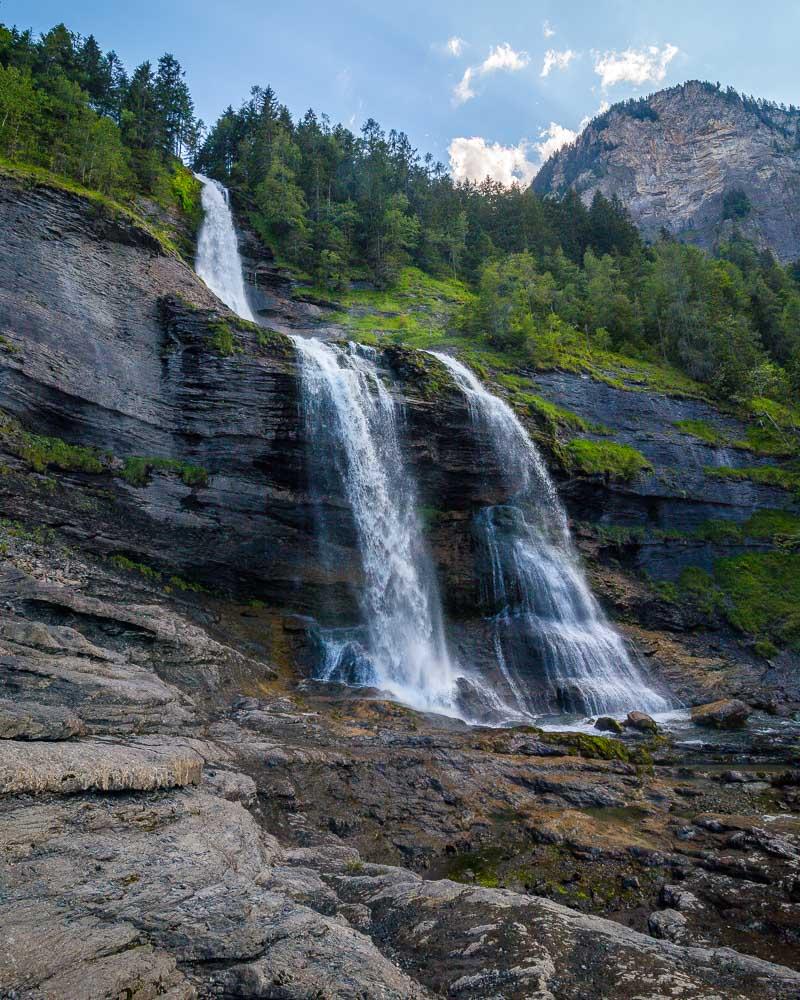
top-left (2, 19), bottom-right (800, 405)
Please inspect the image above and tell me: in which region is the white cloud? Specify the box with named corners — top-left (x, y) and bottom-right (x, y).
top-left (579, 100), bottom-right (610, 130)
top-left (543, 20), bottom-right (556, 38)
top-left (593, 43), bottom-right (679, 89)
top-left (449, 121), bottom-right (578, 186)
top-left (479, 42), bottom-right (529, 74)
top-left (452, 42), bottom-right (530, 104)
top-left (540, 49), bottom-right (576, 78)
top-left (453, 67), bottom-right (475, 104)
top-left (449, 136), bottom-right (538, 187)
top-left (446, 36), bottom-right (466, 57)
top-left (534, 122), bottom-right (578, 163)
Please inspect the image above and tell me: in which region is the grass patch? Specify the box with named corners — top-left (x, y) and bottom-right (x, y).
top-left (565, 439), bottom-right (652, 480)
top-left (715, 552), bottom-right (800, 651)
top-left (521, 394), bottom-right (608, 435)
top-left (207, 321), bottom-right (242, 356)
top-left (673, 419), bottom-right (727, 446)
top-left (121, 456), bottom-right (208, 488)
top-left (0, 412), bottom-right (107, 474)
top-left (109, 555), bottom-right (208, 595)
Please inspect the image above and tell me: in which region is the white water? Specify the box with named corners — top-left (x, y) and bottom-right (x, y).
top-left (432, 352), bottom-right (669, 718)
top-left (293, 336), bottom-right (464, 715)
top-left (194, 173), bottom-right (256, 321)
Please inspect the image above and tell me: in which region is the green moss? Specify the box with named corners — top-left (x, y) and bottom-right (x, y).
top-left (109, 554), bottom-right (163, 581)
top-left (0, 412), bottom-right (107, 474)
top-left (754, 639), bottom-right (779, 659)
top-left (743, 509), bottom-right (800, 542)
top-left (715, 551), bottom-right (800, 651)
top-left (109, 556), bottom-right (208, 596)
top-left (207, 321), bottom-right (242, 356)
top-left (677, 566), bottom-right (726, 617)
top-left (566, 439), bottom-right (652, 480)
top-left (521, 394), bottom-right (608, 435)
top-left (170, 164), bottom-right (203, 229)
top-left (674, 419), bottom-right (728, 446)
top-left (121, 456), bottom-right (208, 488)
top-left (0, 517), bottom-right (54, 546)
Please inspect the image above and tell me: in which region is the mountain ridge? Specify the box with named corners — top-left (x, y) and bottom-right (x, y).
top-left (534, 80), bottom-right (800, 262)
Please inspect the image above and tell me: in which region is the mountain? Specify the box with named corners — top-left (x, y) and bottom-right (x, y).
top-left (534, 81), bottom-right (800, 262)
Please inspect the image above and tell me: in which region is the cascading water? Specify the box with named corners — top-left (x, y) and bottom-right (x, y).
top-left (194, 173), bottom-right (256, 321)
top-left (292, 336), bottom-right (464, 715)
top-left (432, 352), bottom-right (670, 719)
top-left (191, 169), bottom-right (665, 722)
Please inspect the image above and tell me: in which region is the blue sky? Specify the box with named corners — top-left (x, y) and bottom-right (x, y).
top-left (7, 1), bottom-right (799, 183)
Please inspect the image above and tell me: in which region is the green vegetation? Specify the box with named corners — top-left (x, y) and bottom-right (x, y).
top-left (121, 456), bottom-right (208, 488)
top-left (0, 411), bottom-right (107, 474)
top-left (207, 320), bottom-right (242, 356)
top-left (109, 554), bottom-right (208, 594)
top-left (654, 546), bottom-right (800, 652)
top-left (565, 439), bottom-right (652, 480)
top-left (717, 553), bottom-right (800, 651)
top-left (674, 419), bottom-right (727, 446)
top-left (0, 18), bottom-right (204, 253)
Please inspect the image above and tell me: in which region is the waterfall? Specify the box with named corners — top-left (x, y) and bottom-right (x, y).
top-left (432, 352), bottom-right (669, 719)
top-left (194, 173), bottom-right (256, 321)
top-left (292, 336), bottom-right (464, 715)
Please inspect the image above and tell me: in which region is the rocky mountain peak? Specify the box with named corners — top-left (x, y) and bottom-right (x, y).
top-left (534, 80), bottom-right (800, 261)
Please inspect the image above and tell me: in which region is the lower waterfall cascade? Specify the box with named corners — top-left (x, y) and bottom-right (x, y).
top-left (291, 337), bottom-right (467, 715)
top-left (432, 352), bottom-right (670, 718)
top-left (193, 172), bottom-right (670, 722)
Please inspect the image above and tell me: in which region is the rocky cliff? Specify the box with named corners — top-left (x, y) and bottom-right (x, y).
top-left (534, 81), bottom-right (800, 261)
top-left (1, 169), bottom-right (800, 998)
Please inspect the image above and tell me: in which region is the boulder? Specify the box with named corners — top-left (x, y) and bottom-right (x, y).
top-left (595, 716), bottom-right (624, 734)
top-left (691, 699), bottom-right (751, 730)
top-left (648, 908), bottom-right (689, 942)
top-left (624, 711), bottom-right (659, 734)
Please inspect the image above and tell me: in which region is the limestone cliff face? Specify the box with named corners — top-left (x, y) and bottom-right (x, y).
top-left (533, 81), bottom-right (800, 261)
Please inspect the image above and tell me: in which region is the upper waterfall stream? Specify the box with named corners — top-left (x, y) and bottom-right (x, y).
top-left (195, 173), bottom-right (256, 321)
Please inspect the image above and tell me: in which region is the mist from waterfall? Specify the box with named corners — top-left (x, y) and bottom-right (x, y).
top-left (432, 352), bottom-right (669, 718)
top-left (292, 336), bottom-right (465, 716)
top-left (194, 173), bottom-right (256, 321)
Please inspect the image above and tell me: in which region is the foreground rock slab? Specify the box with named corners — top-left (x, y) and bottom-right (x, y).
top-left (0, 736), bottom-right (204, 794)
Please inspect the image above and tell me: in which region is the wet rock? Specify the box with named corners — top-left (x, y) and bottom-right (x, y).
top-left (691, 698), bottom-right (751, 729)
top-left (595, 716), bottom-right (624, 734)
top-left (624, 711), bottom-right (659, 734)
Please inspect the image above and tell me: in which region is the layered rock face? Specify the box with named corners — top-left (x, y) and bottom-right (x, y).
top-left (0, 175), bottom-right (500, 626)
top-left (533, 81), bottom-right (800, 261)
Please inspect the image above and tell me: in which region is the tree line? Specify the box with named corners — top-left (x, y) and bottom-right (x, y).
top-left (0, 21), bottom-right (202, 196)
top-left (1, 20), bottom-right (798, 404)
